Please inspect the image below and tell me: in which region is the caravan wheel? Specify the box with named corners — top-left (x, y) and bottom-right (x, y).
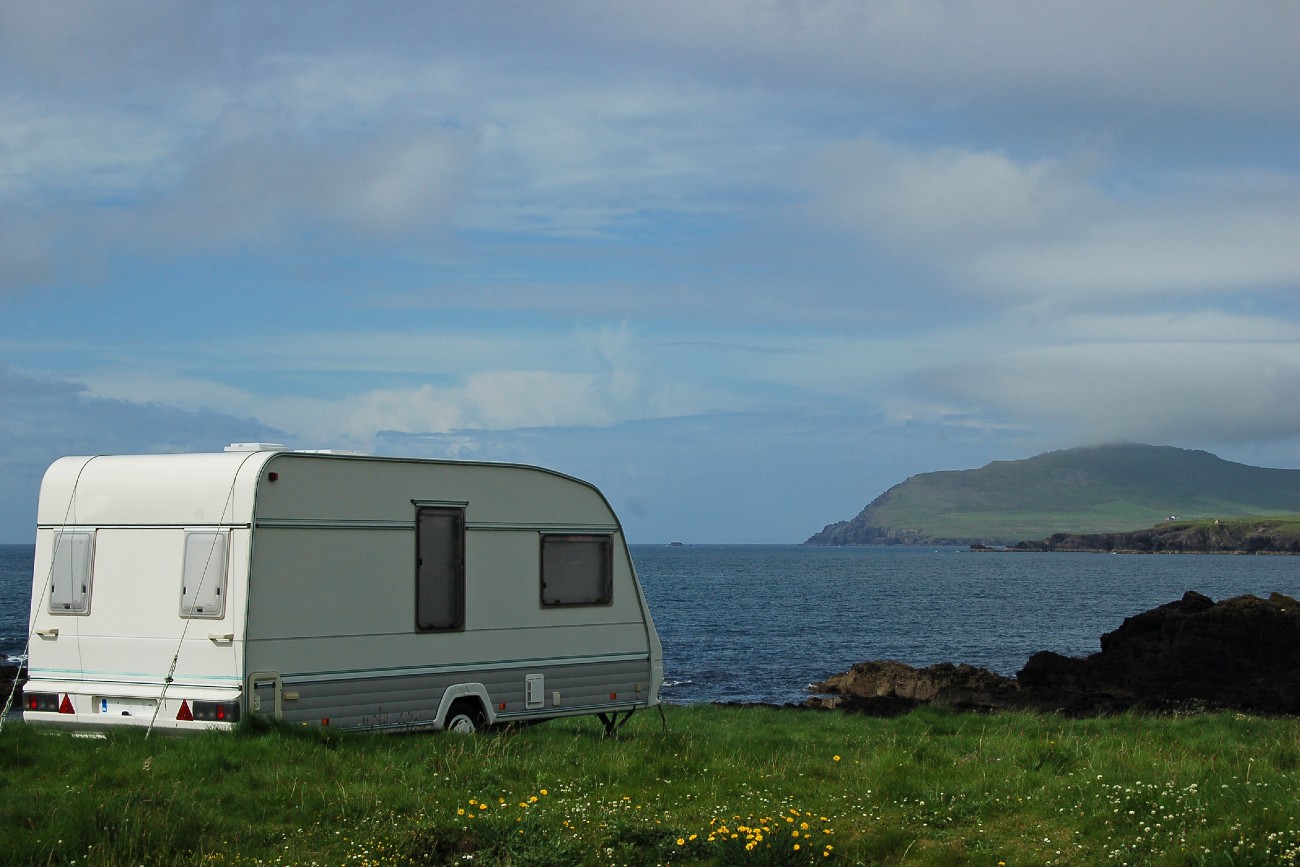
top-left (445, 699), bottom-right (486, 734)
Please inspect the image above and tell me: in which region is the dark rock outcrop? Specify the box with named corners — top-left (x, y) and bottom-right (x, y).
top-left (1018, 591), bottom-right (1300, 713)
top-left (810, 592), bottom-right (1300, 716)
top-left (808, 661), bottom-right (1019, 715)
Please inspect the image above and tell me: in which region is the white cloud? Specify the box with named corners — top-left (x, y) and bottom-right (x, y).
top-left (60, 323), bottom-right (714, 447)
top-left (583, 0), bottom-right (1300, 122)
top-left (805, 137), bottom-right (1300, 306)
top-left (1052, 311), bottom-right (1300, 346)
top-left (922, 341), bottom-right (1300, 445)
top-left (347, 372), bottom-right (607, 434)
top-left (142, 120), bottom-right (473, 249)
top-left (968, 198), bottom-right (1300, 299)
top-left (807, 137), bottom-right (1099, 250)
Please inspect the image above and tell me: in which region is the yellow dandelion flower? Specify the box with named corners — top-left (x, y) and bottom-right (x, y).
top-left (801, 822), bottom-right (810, 830)
top-left (833, 755), bottom-right (841, 762)
top-left (794, 843), bottom-right (801, 851)
top-left (689, 834), bottom-right (697, 841)
top-left (539, 789), bottom-right (548, 796)
top-left (528, 796), bottom-right (538, 803)
top-left (457, 808), bottom-right (465, 816)
top-left (676, 838), bottom-right (685, 847)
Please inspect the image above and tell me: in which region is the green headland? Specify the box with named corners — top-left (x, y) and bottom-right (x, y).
top-left (806, 443), bottom-right (1300, 546)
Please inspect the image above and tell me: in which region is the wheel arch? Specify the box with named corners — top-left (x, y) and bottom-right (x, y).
top-left (435, 683), bottom-right (493, 730)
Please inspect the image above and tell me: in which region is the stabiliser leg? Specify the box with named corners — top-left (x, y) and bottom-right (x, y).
top-left (598, 708), bottom-right (636, 737)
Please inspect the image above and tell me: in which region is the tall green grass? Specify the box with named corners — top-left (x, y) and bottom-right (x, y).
top-left (3, 705), bottom-right (1299, 865)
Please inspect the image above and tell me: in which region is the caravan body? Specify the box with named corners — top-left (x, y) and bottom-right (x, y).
top-left (23, 446), bottom-right (662, 733)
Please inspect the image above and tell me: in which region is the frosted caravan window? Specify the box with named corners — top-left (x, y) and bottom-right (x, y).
top-left (416, 507), bottom-right (465, 631)
top-left (48, 531), bottom-right (94, 614)
top-left (181, 531), bottom-right (229, 618)
top-left (540, 535), bottom-right (612, 606)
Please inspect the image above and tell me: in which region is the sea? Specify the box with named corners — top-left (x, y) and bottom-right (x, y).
top-left (3, 542), bottom-right (1298, 706)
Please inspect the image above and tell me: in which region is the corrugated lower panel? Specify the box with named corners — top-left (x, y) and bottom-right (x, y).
top-left (275, 657), bottom-right (652, 729)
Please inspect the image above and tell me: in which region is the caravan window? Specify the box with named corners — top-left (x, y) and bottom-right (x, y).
top-left (48, 531), bottom-right (94, 614)
top-left (181, 531), bottom-right (228, 618)
top-left (540, 535), bottom-right (612, 606)
top-left (416, 507), bottom-right (465, 631)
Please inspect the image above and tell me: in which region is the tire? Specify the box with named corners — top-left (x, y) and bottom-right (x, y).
top-left (444, 699), bottom-right (486, 734)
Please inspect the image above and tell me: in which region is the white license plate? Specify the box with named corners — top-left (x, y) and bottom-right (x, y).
top-left (96, 697), bottom-right (157, 717)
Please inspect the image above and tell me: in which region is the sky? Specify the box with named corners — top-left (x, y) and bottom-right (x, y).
top-left (2, 1), bottom-right (1299, 544)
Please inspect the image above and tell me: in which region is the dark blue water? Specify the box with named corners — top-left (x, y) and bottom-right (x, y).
top-left (1, 545), bottom-right (34, 666)
top-left (3, 543), bottom-right (1298, 706)
top-left (630, 544), bottom-right (1300, 705)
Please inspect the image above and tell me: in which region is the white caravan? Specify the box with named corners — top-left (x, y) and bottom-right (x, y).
top-left (22, 445), bottom-right (662, 734)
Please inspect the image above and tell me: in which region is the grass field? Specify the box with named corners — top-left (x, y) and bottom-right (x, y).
top-left (3, 704), bottom-right (1300, 865)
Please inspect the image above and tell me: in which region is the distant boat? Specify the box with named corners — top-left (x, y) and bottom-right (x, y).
top-left (668, 541), bottom-right (685, 547)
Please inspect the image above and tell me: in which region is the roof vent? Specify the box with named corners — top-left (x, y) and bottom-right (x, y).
top-left (224, 443), bottom-right (286, 452)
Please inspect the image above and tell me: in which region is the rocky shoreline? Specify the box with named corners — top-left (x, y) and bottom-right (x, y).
top-left (972, 519), bottom-right (1300, 555)
top-left (806, 591), bottom-right (1300, 717)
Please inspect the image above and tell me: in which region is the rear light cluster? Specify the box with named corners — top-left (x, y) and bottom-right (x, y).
top-left (25, 693), bottom-right (61, 712)
top-left (177, 699), bottom-right (241, 723)
top-left (26, 693), bottom-right (240, 723)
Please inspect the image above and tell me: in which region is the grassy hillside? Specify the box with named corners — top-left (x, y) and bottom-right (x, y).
top-left (4, 706), bottom-right (1300, 865)
top-left (807, 444), bottom-right (1300, 545)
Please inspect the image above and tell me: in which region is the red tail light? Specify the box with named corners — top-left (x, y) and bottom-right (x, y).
top-left (191, 700), bottom-right (240, 722)
top-left (26, 693), bottom-right (60, 712)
